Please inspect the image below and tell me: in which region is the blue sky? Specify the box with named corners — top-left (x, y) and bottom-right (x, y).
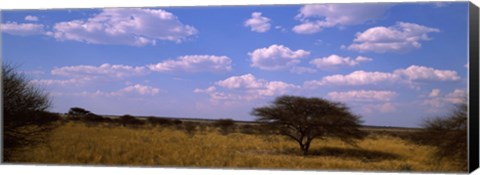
top-left (1, 2), bottom-right (469, 127)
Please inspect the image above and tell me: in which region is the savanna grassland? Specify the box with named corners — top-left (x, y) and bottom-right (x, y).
top-left (7, 120), bottom-right (464, 172)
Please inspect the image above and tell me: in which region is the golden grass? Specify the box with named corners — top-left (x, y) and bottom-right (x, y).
top-left (9, 122), bottom-right (463, 172)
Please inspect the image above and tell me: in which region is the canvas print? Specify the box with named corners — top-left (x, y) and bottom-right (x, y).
top-left (1, 2), bottom-right (472, 173)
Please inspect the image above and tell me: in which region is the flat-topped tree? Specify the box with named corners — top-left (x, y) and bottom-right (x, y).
top-left (252, 95), bottom-right (367, 156)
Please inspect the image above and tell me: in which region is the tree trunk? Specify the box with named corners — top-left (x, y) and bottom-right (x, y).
top-left (299, 141), bottom-right (311, 156)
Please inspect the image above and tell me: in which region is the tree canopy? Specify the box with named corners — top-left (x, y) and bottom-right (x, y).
top-left (252, 95), bottom-right (366, 155)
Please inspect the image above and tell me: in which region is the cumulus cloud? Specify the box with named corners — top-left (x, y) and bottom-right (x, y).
top-left (293, 4), bottom-right (390, 34)
top-left (444, 89), bottom-right (466, 104)
top-left (310, 54), bottom-right (372, 69)
top-left (249, 44), bottom-right (310, 71)
top-left (1, 22), bottom-right (45, 36)
top-left (215, 74), bottom-right (264, 89)
top-left (347, 22), bottom-right (440, 53)
top-left (304, 65), bottom-right (460, 88)
top-left (52, 63), bottom-right (148, 78)
top-left (24, 15), bottom-right (39, 21)
top-left (148, 55), bottom-right (232, 72)
top-left (423, 88), bottom-right (466, 109)
top-left (328, 90), bottom-right (397, 102)
top-left (305, 70), bottom-right (399, 87)
top-left (116, 84), bottom-right (160, 95)
top-left (33, 63), bottom-right (148, 87)
top-left (195, 74), bottom-right (299, 101)
top-left (244, 12), bottom-right (271, 33)
top-left (394, 65), bottom-right (460, 81)
top-left (74, 84), bottom-right (160, 97)
top-left (50, 8), bottom-right (197, 46)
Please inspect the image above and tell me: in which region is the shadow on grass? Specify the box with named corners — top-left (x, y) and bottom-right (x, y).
top-left (309, 147), bottom-right (401, 162)
top-left (280, 146), bottom-right (401, 162)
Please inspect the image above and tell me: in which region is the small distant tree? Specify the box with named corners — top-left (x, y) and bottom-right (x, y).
top-left (67, 107), bottom-right (92, 120)
top-left (252, 95), bottom-right (366, 156)
top-left (118, 114), bottom-right (144, 126)
top-left (67, 107), bottom-right (106, 122)
top-left (214, 119), bottom-right (235, 135)
top-left (3, 64), bottom-right (59, 160)
top-left (147, 117), bottom-right (173, 126)
top-left (419, 101), bottom-right (467, 170)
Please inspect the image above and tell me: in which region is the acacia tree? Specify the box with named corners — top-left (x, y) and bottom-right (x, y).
top-left (67, 107), bottom-right (92, 117)
top-left (3, 64), bottom-right (58, 160)
top-left (252, 95), bottom-right (366, 156)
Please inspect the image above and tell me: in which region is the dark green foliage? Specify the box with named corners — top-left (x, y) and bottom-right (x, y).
top-left (172, 119), bottom-right (183, 125)
top-left (67, 107), bottom-right (91, 120)
top-left (66, 107), bottom-right (111, 123)
top-left (252, 95), bottom-right (367, 156)
top-left (2, 64), bottom-right (59, 161)
top-left (419, 102), bottom-right (467, 170)
top-left (147, 117), bottom-right (174, 126)
top-left (118, 114), bottom-right (144, 127)
top-left (214, 119), bottom-right (236, 135)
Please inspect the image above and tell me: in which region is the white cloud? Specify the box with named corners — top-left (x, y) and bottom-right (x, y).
top-left (50, 8), bottom-right (197, 46)
top-left (215, 74), bottom-right (264, 89)
top-left (429, 88), bottom-right (441, 97)
top-left (195, 74), bottom-right (299, 101)
top-left (305, 70), bottom-right (399, 87)
top-left (29, 77), bottom-right (94, 86)
top-left (117, 84), bottom-right (160, 95)
top-left (244, 12), bottom-right (271, 33)
top-left (52, 63), bottom-right (148, 78)
top-left (310, 54), bottom-right (372, 68)
top-left (305, 65), bottom-right (460, 88)
top-left (347, 22), bottom-right (440, 53)
top-left (74, 84), bottom-right (160, 97)
top-left (293, 4), bottom-right (390, 34)
top-left (148, 55), bottom-right (232, 72)
top-left (423, 88), bottom-right (466, 109)
top-left (249, 44), bottom-right (310, 71)
top-left (193, 86), bottom-right (216, 93)
top-left (25, 15), bottom-right (39, 21)
top-left (444, 89), bottom-right (466, 104)
top-left (393, 65), bottom-right (460, 81)
top-left (1, 22), bottom-right (45, 36)
top-left (328, 90), bottom-right (397, 102)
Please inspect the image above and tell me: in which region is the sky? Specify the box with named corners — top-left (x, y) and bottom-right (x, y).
top-left (1, 2), bottom-right (469, 127)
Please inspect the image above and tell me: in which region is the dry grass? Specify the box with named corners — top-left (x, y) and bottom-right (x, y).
top-left (9, 122), bottom-right (463, 172)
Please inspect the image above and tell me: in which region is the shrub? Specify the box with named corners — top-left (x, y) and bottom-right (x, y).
top-left (118, 115), bottom-right (144, 127)
top-left (2, 64), bottom-right (59, 161)
top-left (214, 119), bottom-right (236, 135)
top-left (418, 102), bottom-right (467, 170)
